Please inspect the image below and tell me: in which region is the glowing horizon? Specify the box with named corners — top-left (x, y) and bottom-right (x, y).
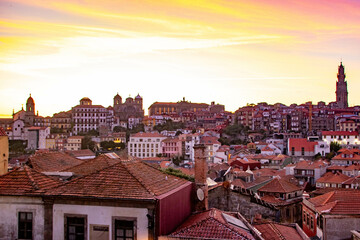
top-left (1, 0), bottom-right (360, 117)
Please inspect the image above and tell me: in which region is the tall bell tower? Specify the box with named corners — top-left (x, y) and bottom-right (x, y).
top-left (336, 62), bottom-right (348, 109)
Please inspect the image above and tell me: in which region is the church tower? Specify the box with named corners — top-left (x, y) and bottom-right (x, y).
top-left (113, 93), bottom-right (122, 107)
top-left (26, 94), bottom-right (35, 115)
top-left (336, 62), bottom-right (348, 109)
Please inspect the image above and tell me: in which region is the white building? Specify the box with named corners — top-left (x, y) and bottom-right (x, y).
top-left (128, 132), bottom-right (167, 158)
top-left (179, 133), bottom-right (201, 161)
top-left (72, 97), bottom-right (110, 135)
top-left (322, 131), bottom-right (360, 146)
top-left (64, 136), bottom-right (84, 151)
top-left (5, 119), bottom-right (25, 140)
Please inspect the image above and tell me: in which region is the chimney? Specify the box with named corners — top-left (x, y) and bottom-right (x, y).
top-left (194, 144), bottom-right (208, 211)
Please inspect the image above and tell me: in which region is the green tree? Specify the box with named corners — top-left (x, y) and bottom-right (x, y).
top-left (161, 167), bottom-right (194, 182)
top-left (81, 136), bottom-right (97, 151)
top-left (175, 130), bottom-right (182, 136)
top-left (330, 142), bottom-right (341, 153)
top-left (9, 140), bottom-right (26, 154)
top-left (153, 120), bottom-right (185, 132)
top-left (314, 153), bottom-right (322, 160)
top-left (113, 126), bottom-right (127, 132)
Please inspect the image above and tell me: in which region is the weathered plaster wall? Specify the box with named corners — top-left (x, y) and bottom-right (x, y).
top-left (53, 204), bottom-right (149, 240)
top-left (0, 196), bottom-right (44, 240)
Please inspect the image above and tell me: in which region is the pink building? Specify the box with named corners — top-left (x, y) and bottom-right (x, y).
top-left (162, 137), bottom-right (183, 158)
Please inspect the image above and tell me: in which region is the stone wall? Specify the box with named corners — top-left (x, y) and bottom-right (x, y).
top-left (209, 186), bottom-right (277, 222)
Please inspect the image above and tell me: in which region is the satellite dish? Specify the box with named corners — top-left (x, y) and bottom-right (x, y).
top-left (197, 188), bottom-right (204, 201)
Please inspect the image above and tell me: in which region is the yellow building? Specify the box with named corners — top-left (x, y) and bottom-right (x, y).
top-left (0, 128), bottom-right (9, 175)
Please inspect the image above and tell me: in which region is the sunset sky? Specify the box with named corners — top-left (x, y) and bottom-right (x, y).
top-left (1, 0), bottom-right (360, 117)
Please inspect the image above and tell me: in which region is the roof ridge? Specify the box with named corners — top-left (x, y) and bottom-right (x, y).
top-left (24, 166), bottom-right (39, 190)
top-left (268, 223), bottom-right (287, 240)
top-left (324, 191), bottom-right (336, 204)
top-left (54, 161), bottom-right (124, 187)
top-left (120, 161), bottom-right (155, 197)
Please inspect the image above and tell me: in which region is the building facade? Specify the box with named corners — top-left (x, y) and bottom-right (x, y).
top-left (72, 97), bottom-right (110, 135)
top-left (128, 132), bottom-right (167, 158)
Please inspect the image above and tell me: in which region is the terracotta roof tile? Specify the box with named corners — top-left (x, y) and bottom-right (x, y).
top-left (317, 172), bottom-right (351, 184)
top-left (322, 131), bottom-right (358, 136)
top-left (0, 166), bottom-right (61, 196)
top-left (258, 178), bottom-right (302, 193)
top-left (254, 223), bottom-right (303, 240)
top-left (288, 138), bottom-right (317, 152)
top-left (200, 136), bottom-right (221, 145)
top-left (169, 208), bottom-right (255, 239)
top-left (131, 132), bottom-right (165, 138)
top-left (62, 154), bottom-right (122, 176)
top-left (294, 160), bottom-right (328, 170)
top-left (46, 160), bottom-right (189, 200)
top-left (309, 190), bottom-right (360, 214)
top-left (29, 152), bottom-right (85, 172)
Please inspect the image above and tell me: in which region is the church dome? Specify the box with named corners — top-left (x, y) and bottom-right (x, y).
top-left (80, 97), bottom-right (92, 106)
top-left (26, 94), bottom-right (34, 104)
top-left (135, 94), bottom-right (142, 99)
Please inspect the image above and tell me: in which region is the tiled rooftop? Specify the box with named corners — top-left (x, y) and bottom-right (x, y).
top-left (309, 190), bottom-right (360, 214)
top-left (0, 166), bottom-right (61, 196)
top-left (130, 132), bottom-right (165, 138)
top-left (62, 154), bottom-right (122, 176)
top-left (254, 222), bottom-right (303, 240)
top-left (46, 160), bottom-right (189, 200)
top-left (317, 172), bottom-right (351, 184)
top-left (258, 178), bottom-right (302, 193)
top-left (169, 208), bottom-right (255, 240)
top-left (29, 152), bottom-right (84, 172)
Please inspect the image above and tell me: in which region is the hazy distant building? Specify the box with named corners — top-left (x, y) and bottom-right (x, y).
top-left (148, 98), bottom-right (223, 116)
top-left (336, 62), bottom-right (348, 109)
top-left (113, 93), bottom-right (144, 122)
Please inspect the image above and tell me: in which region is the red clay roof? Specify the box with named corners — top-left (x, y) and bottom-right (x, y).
top-left (309, 190), bottom-right (360, 214)
top-left (332, 153), bottom-right (360, 161)
top-left (66, 149), bottom-right (95, 158)
top-left (288, 138), bottom-right (317, 152)
top-left (201, 136), bottom-right (221, 145)
top-left (322, 131), bottom-right (358, 136)
top-left (62, 154), bottom-right (122, 176)
top-left (258, 178), bottom-right (302, 193)
top-left (46, 160), bottom-right (189, 200)
top-left (254, 223), bottom-right (303, 240)
top-left (29, 152), bottom-right (84, 172)
top-left (294, 160), bottom-right (328, 170)
top-left (169, 208), bottom-right (254, 240)
top-left (130, 132), bottom-right (165, 138)
top-left (317, 172), bottom-right (351, 184)
top-left (0, 166), bottom-right (61, 196)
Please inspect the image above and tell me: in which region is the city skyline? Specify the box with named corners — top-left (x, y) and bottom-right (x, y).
top-left (1, 0), bottom-right (360, 117)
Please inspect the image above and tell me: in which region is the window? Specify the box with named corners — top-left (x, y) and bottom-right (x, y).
top-left (65, 215), bottom-right (87, 240)
top-left (301, 147), bottom-right (305, 156)
top-left (113, 219), bottom-right (135, 240)
top-left (18, 212), bottom-right (32, 239)
top-left (291, 147), bottom-right (295, 155)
